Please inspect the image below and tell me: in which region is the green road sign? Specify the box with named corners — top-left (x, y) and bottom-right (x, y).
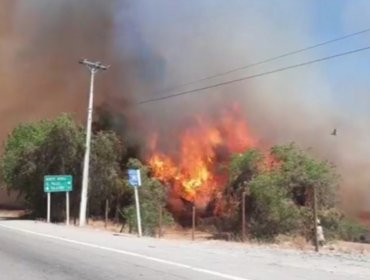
top-left (44, 175), bottom-right (73, 193)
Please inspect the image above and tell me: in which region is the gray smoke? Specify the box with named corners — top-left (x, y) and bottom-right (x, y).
top-left (1, 0), bottom-right (369, 214)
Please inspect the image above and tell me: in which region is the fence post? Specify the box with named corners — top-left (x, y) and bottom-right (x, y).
top-left (241, 191), bottom-right (246, 242)
top-left (105, 199), bottom-right (109, 228)
top-left (158, 205), bottom-right (163, 238)
top-left (192, 205), bottom-right (196, 241)
top-left (313, 186), bottom-right (319, 252)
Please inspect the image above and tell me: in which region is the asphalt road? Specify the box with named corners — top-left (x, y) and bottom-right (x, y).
top-left (0, 220), bottom-right (369, 280)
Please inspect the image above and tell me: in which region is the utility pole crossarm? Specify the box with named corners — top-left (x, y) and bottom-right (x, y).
top-left (79, 59), bottom-right (110, 71)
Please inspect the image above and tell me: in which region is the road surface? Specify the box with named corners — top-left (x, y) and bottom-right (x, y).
top-left (0, 219), bottom-right (369, 280)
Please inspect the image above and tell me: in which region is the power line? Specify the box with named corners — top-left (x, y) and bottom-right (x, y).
top-left (137, 45), bottom-right (370, 105)
top-left (157, 27), bottom-right (370, 94)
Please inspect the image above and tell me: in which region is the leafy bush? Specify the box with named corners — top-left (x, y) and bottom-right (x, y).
top-left (249, 172), bottom-right (302, 239)
top-left (320, 209), bottom-right (369, 242)
top-left (123, 159), bottom-right (174, 236)
top-left (229, 149), bottom-right (264, 184)
top-left (225, 144), bottom-right (340, 241)
top-left (124, 198), bottom-right (174, 236)
top-left (271, 143), bottom-right (338, 209)
top-left (319, 208), bottom-right (344, 240)
top-left (338, 219), bottom-right (369, 243)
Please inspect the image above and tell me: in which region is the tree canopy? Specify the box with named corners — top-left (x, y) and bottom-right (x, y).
top-left (225, 143), bottom-right (340, 239)
top-left (0, 115), bottom-right (129, 220)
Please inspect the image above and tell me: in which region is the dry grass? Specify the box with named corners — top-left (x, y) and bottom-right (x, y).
top-left (85, 219), bottom-right (123, 233)
top-left (274, 234), bottom-right (310, 251)
top-left (325, 240), bottom-right (370, 255)
top-left (84, 219), bottom-right (213, 240)
top-left (159, 226), bottom-right (213, 240)
top-left (85, 219), bottom-right (370, 255)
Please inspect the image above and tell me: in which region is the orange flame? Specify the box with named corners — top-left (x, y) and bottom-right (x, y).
top-left (147, 105), bottom-right (256, 209)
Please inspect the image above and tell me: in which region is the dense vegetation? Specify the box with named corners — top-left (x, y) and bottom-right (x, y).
top-left (220, 144), bottom-right (368, 241)
top-left (1, 114), bottom-right (368, 242)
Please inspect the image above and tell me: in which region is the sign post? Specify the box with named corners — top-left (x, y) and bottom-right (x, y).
top-left (66, 192), bottom-right (70, 226)
top-left (44, 175), bottom-right (73, 225)
top-left (128, 169), bottom-right (142, 237)
top-left (47, 193), bottom-right (51, 223)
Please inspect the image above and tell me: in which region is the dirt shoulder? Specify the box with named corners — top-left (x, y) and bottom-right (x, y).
top-left (2, 211), bottom-right (369, 256)
top-left (0, 209), bottom-right (27, 219)
top-left (84, 217), bottom-right (370, 256)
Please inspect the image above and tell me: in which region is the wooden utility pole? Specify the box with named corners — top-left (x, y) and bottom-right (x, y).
top-left (313, 186), bottom-right (319, 252)
top-left (241, 191), bottom-right (246, 242)
top-left (192, 205), bottom-right (196, 241)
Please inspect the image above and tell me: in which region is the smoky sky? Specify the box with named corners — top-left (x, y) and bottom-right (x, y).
top-left (1, 0), bottom-right (370, 213)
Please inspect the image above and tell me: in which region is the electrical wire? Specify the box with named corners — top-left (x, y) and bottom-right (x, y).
top-left (137, 45), bottom-right (370, 105)
top-left (156, 27), bottom-right (370, 94)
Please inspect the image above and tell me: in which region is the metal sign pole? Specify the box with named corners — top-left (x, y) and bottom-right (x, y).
top-left (134, 187), bottom-right (143, 237)
top-left (128, 169), bottom-right (143, 237)
top-left (66, 192), bottom-right (70, 226)
top-left (47, 193), bottom-right (51, 223)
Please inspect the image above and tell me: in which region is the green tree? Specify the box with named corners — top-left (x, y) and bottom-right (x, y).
top-left (229, 148), bottom-right (264, 187)
top-left (88, 131), bottom-right (127, 216)
top-left (224, 144), bottom-right (339, 240)
top-left (1, 115), bottom-right (84, 217)
top-left (1, 115), bottom-right (129, 220)
top-left (248, 171), bottom-right (301, 239)
top-left (271, 143), bottom-right (338, 209)
top-left (211, 149), bottom-right (264, 235)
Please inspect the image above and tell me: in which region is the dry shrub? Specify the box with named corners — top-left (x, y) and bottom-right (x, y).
top-left (275, 234), bottom-right (308, 250)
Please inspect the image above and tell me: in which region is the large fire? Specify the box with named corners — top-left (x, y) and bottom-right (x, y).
top-left (147, 105), bottom-right (257, 210)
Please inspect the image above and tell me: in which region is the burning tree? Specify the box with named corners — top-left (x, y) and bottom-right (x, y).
top-left (145, 104), bottom-right (341, 240)
top-left (147, 105), bottom-right (257, 224)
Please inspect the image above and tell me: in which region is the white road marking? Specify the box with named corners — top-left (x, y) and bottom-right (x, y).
top-left (0, 223), bottom-right (251, 280)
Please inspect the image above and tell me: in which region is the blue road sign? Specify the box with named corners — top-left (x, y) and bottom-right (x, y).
top-left (128, 169), bottom-right (141, 187)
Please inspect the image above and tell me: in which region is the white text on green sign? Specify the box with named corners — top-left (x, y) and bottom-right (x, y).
top-left (44, 175), bottom-right (73, 193)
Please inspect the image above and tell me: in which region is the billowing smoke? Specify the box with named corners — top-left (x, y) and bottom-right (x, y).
top-left (1, 1), bottom-right (369, 214)
top-left (0, 0), bottom-right (162, 140)
top-left (1, 0), bottom-right (115, 134)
